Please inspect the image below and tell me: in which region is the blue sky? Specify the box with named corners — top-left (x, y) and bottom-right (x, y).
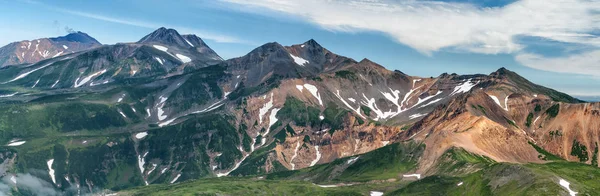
top-left (1, 0), bottom-right (599, 97)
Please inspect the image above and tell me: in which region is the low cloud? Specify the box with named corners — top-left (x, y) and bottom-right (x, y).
top-left (1, 173), bottom-right (58, 196)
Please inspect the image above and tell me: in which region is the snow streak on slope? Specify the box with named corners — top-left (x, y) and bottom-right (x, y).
top-left (6, 140), bottom-right (26, 146)
top-left (310, 146), bottom-right (321, 166)
top-left (74, 69), bottom-right (107, 88)
top-left (170, 174), bottom-right (181, 184)
top-left (47, 159), bottom-right (56, 184)
top-left (184, 38), bottom-right (194, 47)
top-left (0, 92), bottom-right (18, 98)
top-left (258, 93), bottom-right (274, 124)
top-left (334, 90), bottom-right (364, 119)
top-left (290, 141), bottom-right (301, 170)
top-left (262, 107), bottom-right (281, 145)
top-left (31, 79), bottom-right (40, 88)
top-left (5, 62), bottom-right (53, 83)
top-left (154, 57), bottom-right (163, 65)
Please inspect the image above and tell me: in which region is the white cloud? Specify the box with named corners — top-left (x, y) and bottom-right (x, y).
top-left (221, 0), bottom-right (600, 75)
top-left (222, 0), bottom-right (599, 54)
top-left (516, 50), bottom-right (600, 77)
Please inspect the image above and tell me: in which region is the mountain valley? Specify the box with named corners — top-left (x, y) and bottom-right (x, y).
top-left (0, 27), bottom-right (598, 196)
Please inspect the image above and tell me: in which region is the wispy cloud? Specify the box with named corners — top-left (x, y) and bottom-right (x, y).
top-left (22, 0), bottom-right (250, 44)
top-left (222, 0), bottom-right (600, 75)
top-left (516, 50), bottom-right (600, 77)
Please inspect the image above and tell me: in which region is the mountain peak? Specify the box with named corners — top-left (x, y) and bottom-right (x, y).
top-left (137, 27), bottom-right (192, 48)
top-left (49, 31), bottom-right (101, 45)
top-left (302, 39), bottom-right (322, 48)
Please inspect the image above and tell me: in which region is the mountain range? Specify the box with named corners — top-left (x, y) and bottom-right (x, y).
top-left (0, 27), bottom-right (598, 196)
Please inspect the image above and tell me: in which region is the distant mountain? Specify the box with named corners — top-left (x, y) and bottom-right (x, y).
top-left (0, 32), bottom-right (101, 67)
top-left (0, 27), bottom-right (597, 195)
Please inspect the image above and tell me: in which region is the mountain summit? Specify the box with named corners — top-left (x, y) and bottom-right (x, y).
top-left (0, 31), bottom-right (101, 67)
top-left (138, 27), bottom-right (194, 48)
top-left (49, 31), bottom-right (101, 45)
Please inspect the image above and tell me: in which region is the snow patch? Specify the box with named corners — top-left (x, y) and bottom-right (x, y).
top-left (457, 182), bottom-right (463, 186)
top-left (504, 95), bottom-right (510, 111)
top-left (153, 45), bottom-right (168, 52)
top-left (118, 110), bottom-right (127, 118)
top-left (301, 44), bottom-right (305, 48)
top-left (157, 107), bottom-right (167, 121)
top-left (47, 159), bottom-right (56, 184)
top-left (310, 146), bottom-right (321, 166)
top-left (138, 152), bottom-right (148, 174)
top-left (319, 115), bottom-right (324, 120)
top-left (296, 85), bottom-right (304, 92)
top-left (409, 113), bottom-right (427, 120)
top-left (303, 84), bottom-right (323, 105)
top-left (317, 184), bottom-right (339, 188)
top-left (154, 57), bottom-right (163, 65)
top-left (290, 54), bottom-right (309, 66)
top-left (135, 132), bottom-right (148, 139)
top-left (347, 156), bottom-right (359, 164)
top-left (6, 140), bottom-right (26, 146)
top-left (370, 191), bottom-right (384, 196)
top-left (158, 118), bottom-right (177, 127)
top-left (74, 69), bottom-right (107, 88)
top-left (62, 45), bottom-right (68, 49)
top-left (403, 173), bottom-right (421, 179)
top-left (52, 51), bottom-right (63, 58)
top-left (450, 79), bottom-right (478, 95)
top-left (170, 174), bottom-right (181, 184)
top-left (10, 175), bottom-right (16, 184)
top-left (161, 168), bottom-right (168, 174)
top-left (348, 98), bottom-right (356, 103)
top-left (382, 141), bottom-right (390, 146)
top-left (175, 54), bottom-right (192, 63)
top-left (559, 179), bottom-right (577, 196)
top-left (117, 94), bottom-right (125, 103)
